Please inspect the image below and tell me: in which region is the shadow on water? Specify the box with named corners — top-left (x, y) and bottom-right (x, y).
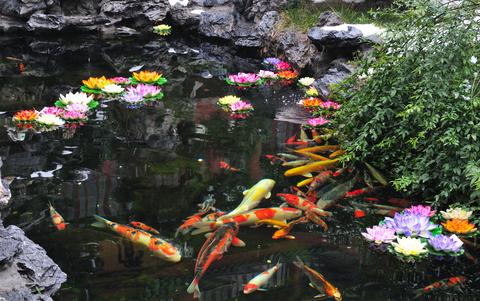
top-left (1, 34), bottom-right (479, 300)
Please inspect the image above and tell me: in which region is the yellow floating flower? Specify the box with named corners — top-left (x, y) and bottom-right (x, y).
top-left (153, 24), bottom-right (172, 36)
top-left (306, 86), bottom-right (319, 97)
top-left (82, 76), bottom-right (112, 90)
top-left (391, 237), bottom-right (428, 256)
top-left (218, 95), bottom-right (241, 106)
top-left (443, 219), bottom-right (477, 234)
top-left (133, 71), bottom-right (162, 83)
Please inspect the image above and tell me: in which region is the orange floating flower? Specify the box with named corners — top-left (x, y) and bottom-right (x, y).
top-left (82, 76), bottom-right (112, 90)
top-left (13, 110), bottom-right (39, 122)
top-left (443, 219), bottom-right (477, 234)
top-left (277, 70), bottom-right (299, 80)
top-left (133, 70), bottom-right (162, 83)
top-left (302, 97), bottom-right (323, 108)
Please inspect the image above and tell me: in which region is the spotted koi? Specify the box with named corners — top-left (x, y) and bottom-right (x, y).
top-left (130, 221), bottom-right (160, 235)
top-left (48, 202), bottom-right (67, 231)
top-left (244, 262), bottom-right (282, 294)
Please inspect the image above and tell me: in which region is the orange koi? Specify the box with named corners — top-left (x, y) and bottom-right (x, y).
top-left (177, 213), bottom-right (205, 235)
top-left (277, 193), bottom-right (332, 217)
top-left (272, 217), bottom-right (307, 239)
top-left (93, 215), bottom-right (181, 262)
top-left (219, 161), bottom-right (240, 172)
top-left (294, 256), bottom-right (342, 300)
top-left (344, 187), bottom-right (372, 198)
top-left (130, 221), bottom-right (160, 235)
top-left (188, 222), bottom-right (239, 298)
top-left (48, 203), bottom-right (67, 231)
top-left (354, 208), bottom-right (366, 218)
top-left (414, 276), bottom-right (466, 298)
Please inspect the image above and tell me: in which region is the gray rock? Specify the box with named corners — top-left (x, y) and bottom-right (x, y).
top-left (315, 59), bottom-right (355, 97)
top-left (0, 15), bottom-right (26, 33)
top-left (257, 10), bottom-right (279, 36)
top-left (114, 26), bottom-right (140, 37)
top-left (308, 25), bottom-right (363, 49)
top-left (0, 0), bottom-right (50, 18)
top-left (204, 0), bottom-right (231, 7)
top-left (236, 0), bottom-right (288, 22)
top-left (26, 13), bottom-right (66, 32)
top-left (100, 0), bottom-right (169, 26)
top-left (198, 8), bottom-right (235, 40)
top-left (317, 11), bottom-right (343, 26)
top-left (0, 224), bottom-right (67, 300)
top-left (233, 20), bottom-right (261, 47)
top-left (170, 5), bottom-right (202, 28)
top-left (270, 29), bottom-right (317, 68)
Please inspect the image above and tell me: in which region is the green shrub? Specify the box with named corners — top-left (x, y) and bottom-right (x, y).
top-left (333, 0), bottom-right (480, 206)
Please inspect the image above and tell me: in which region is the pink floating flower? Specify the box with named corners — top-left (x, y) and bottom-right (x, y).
top-left (62, 110), bottom-right (87, 121)
top-left (362, 225), bottom-right (396, 245)
top-left (319, 101), bottom-right (342, 110)
top-left (65, 103), bottom-right (90, 113)
top-left (110, 77), bottom-right (130, 85)
top-left (228, 73), bottom-right (260, 84)
top-left (405, 205), bottom-right (436, 217)
top-left (257, 70), bottom-right (277, 79)
top-left (275, 61), bottom-right (291, 71)
top-left (307, 117), bottom-right (330, 127)
top-left (127, 84), bottom-right (161, 98)
top-left (40, 106), bottom-right (64, 116)
top-left (229, 100), bottom-right (253, 112)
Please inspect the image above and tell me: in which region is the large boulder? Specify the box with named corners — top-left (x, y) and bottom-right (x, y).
top-left (270, 29), bottom-right (317, 69)
top-left (314, 59), bottom-right (355, 98)
top-left (198, 7), bottom-right (235, 40)
top-left (0, 0), bottom-right (52, 18)
top-left (235, 0), bottom-right (288, 22)
top-left (308, 24), bottom-right (363, 49)
top-left (100, 0), bottom-right (170, 27)
top-left (26, 13), bottom-right (66, 31)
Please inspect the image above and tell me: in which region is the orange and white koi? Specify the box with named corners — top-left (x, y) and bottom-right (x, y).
top-left (255, 219), bottom-right (289, 229)
top-left (307, 170), bottom-right (332, 193)
top-left (187, 222), bottom-right (239, 298)
top-left (48, 203), bottom-right (67, 231)
top-left (293, 256), bottom-right (342, 300)
top-left (272, 217), bottom-right (307, 239)
top-left (191, 207), bottom-right (303, 235)
top-left (243, 262), bottom-right (282, 294)
top-left (93, 215), bottom-right (181, 262)
top-left (204, 232), bottom-right (246, 247)
top-left (219, 161), bottom-right (240, 172)
top-left (276, 193), bottom-right (332, 217)
top-left (414, 276), bottom-right (466, 298)
top-left (130, 221), bottom-right (160, 235)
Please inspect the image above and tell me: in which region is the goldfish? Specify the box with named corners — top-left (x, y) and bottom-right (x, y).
top-left (93, 215), bottom-right (181, 262)
top-left (192, 207), bottom-right (303, 235)
top-left (243, 262), bottom-right (282, 294)
top-left (219, 179), bottom-right (275, 220)
top-left (272, 217), bottom-right (307, 239)
top-left (130, 221), bottom-right (160, 235)
top-left (219, 161), bottom-right (240, 172)
top-left (276, 193), bottom-right (332, 217)
top-left (187, 222), bottom-right (239, 298)
top-left (293, 257), bottom-right (342, 300)
top-left (295, 145), bottom-right (339, 154)
top-left (48, 202), bottom-right (67, 231)
top-left (414, 276), bottom-right (466, 298)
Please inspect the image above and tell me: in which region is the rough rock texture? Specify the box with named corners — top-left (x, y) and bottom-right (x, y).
top-left (0, 222), bottom-right (67, 301)
top-left (308, 24), bottom-right (364, 49)
top-left (269, 29), bottom-right (318, 69)
top-left (198, 7), bottom-right (235, 39)
top-left (317, 11), bottom-right (343, 26)
top-left (314, 59), bottom-right (355, 98)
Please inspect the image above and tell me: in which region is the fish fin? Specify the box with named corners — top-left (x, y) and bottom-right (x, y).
top-left (265, 192), bottom-right (271, 199)
top-left (292, 256), bottom-right (305, 269)
top-left (257, 288), bottom-right (268, 291)
top-left (279, 202), bottom-right (288, 208)
top-left (187, 279), bottom-right (201, 298)
top-left (285, 235), bottom-right (296, 240)
top-left (243, 189), bottom-right (249, 195)
top-left (302, 173), bottom-right (313, 178)
top-left (314, 293), bottom-right (326, 299)
top-left (91, 222), bottom-right (106, 229)
top-left (309, 282), bottom-right (316, 288)
top-left (232, 236), bottom-right (246, 247)
top-left (311, 207), bottom-right (333, 217)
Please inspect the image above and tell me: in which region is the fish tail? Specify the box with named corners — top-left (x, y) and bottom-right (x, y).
top-left (311, 207), bottom-right (333, 217)
top-left (292, 256), bottom-right (305, 269)
top-left (190, 221), bottom-right (219, 235)
top-left (187, 279), bottom-right (201, 298)
top-left (91, 214), bottom-right (109, 228)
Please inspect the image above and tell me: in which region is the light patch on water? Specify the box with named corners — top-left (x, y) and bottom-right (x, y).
top-left (190, 9), bottom-right (204, 15)
top-left (169, 0), bottom-right (188, 6)
top-left (168, 48), bottom-right (176, 53)
top-left (30, 164), bottom-right (63, 178)
top-left (61, 150), bottom-right (73, 155)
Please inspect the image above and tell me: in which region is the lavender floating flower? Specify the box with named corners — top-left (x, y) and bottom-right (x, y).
top-left (428, 234), bottom-right (463, 253)
top-left (362, 225), bottom-right (396, 245)
top-left (405, 205), bottom-right (436, 217)
top-left (122, 91), bottom-right (144, 103)
top-left (263, 57), bottom-right (281, 65)
top-left (384, 212), bottom-right (437, 237)
top-left (127, 84), bottom-right (161, 98)
top-left (65, 103), bottom-right (89, 113)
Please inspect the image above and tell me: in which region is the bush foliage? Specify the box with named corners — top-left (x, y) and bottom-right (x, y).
top-left (333, 0), bottom-right (480, 206)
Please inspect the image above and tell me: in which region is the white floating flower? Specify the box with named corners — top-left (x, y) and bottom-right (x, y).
top-left (102, 84), bottom-right (125, 94)
top-left (441, 207), bottom-right (473, 220)
top-left (37, 114), bottom-right (65, 126)
top-left (298, 77), bottom-right (315, 87)
top-left (391, 237), bottom-right (428, 257)
top-left (59, 92), bottom-right (93, 106)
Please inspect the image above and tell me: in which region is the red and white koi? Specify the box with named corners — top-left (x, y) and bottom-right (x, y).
top-left (243, 262), bottom-right (282, 294)
top-left (130, 221), bottom-right (160, 235)
top-left (276, 193), bottom-right (332, 217)
top-left (48, 202), bottom-right (67, 231)
top-left (187, 222), bottom-right (239, 298)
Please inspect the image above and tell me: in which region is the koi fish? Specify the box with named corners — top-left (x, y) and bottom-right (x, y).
top-left (264, 154), bottom-right (285, 164)
top-left (297, 178), bottom-right (314, 187)
top-left (177, 213), bottom-right (204, 235)
top-left (363, 197), bottom-right (380, 203)
top-left (354, 209), bottom-right (366, 218)
top-left (387, 198), bottom-right (411, 208)
top-left (344, 187), bottom-right (372, 198)
top-left (205, 232), bottom-right (246, 247)
top-left (414, 276), bottom-right (466, 298)
top-left (219, 161), bottom-right (240, 172)
top-left (295, 145), bottom-right (339, 154)
top-left (276, 193), bottom-right (332, 217)
top-left (307, 171), bottom-right (333, 193)
top-left (219, 179), bottom-right (275, 220)
top-left (187, 222), bottom-right (239, 298)
top-left (130, 221), bottom-right (160, 235)
top-left (284, 159), bottom-right (339, 177)
top-left (272, 217), bottom-right (307, 239)
top-left (48, 202), bottom-right (67, 231)
top-left (93, 215), bottom-right (181, 262)
top-left (277, 153), bottom-right (301, 160)
top-left (244, 262), bottom-right (282, 294)
top-left (329, 150), bottom-right (345, 159)
top-left (285, 134), bottom-right (308, 146)
top-left (282, 159), bottom-right (311, 167)
top-left (293, 256), bottom-right (342, 300)
top-left (332, 168), bottom-right (348, 177)
top-left (192, 207), bottom-right (303, 235)
top-left (255, 219), bottom-right (288, 229)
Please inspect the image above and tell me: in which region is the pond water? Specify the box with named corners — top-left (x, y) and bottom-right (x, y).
top-left (1, 34), bottom-right (479, 301)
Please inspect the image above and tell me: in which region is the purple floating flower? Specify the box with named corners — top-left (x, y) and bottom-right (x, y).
top-left (263, 57), bottom-right (281, 65)
top-left (122, 91), bottom-right (144, 103)
top-left (405, 205), bottom-right (436, 217)
top-left (65, 103), bottom-right (89, 113)
top-left (362, 225), bottom-right (396, 245)
top-left (127, 84), bottom-right (161, 98)
top-left (384, 212), bottom-right (437, 237)
top-left (428, 234), bottom-right (463, 253)
top-left (40, 106), bottom-right (64, 116)
top-left (229, 101), bottom-right (253, 112)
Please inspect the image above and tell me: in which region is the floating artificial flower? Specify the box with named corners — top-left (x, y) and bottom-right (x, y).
top-left (226, 72), bottom-right (262, 86)
top-left (102, 84), bottom-right (124, 94)
top-left (257, 70), bottom-right (277, 79)
top-left (391, 237), bottom-right (428, 257)
top-left (440, 208), bottom-right (473, 220)
top-left (62, 110), bottom-right (87, 122)
top-left (319, 100), bottom-right (342, 110)
top-left (362, 225), bottom-right (396, 245)
top-left (82, 76), bottom-right (112, 90)
top-left (109, 77), bottom-right (130, 85)
top-left (443, 219), bottom-right (477, 234)
top-left (122, 91), bottom-right (144, 104)
top-left (153, 24), bottom-right (172, 36)
top-left (218, 95), bottom-right (241, 106)
top-left (277, 70), bottom-right (299, 80)
top-left (405, 205), bottom-right (436, 217)
top-left (307, 117), bottom-right (330, 127)
top-left (298, 77), bottom-right (315, 87)
top-left (36, 114), bottom-right (65, 126)
top-left (305, 87), bottom-right (319, 97)
top-left (263, 57), bottom-right (281, 65)
top-left (127, 84), bottom-right (162, 98)
top-left (65, 103), bottom-right (90, 113)
top-left (302, 97), bottom-right (323, 108)
top-left (384, 212), bottom-right (437, 237)
top-left (275, 61), bottom-right (292, 71)
top-left (13, 110), bottom-right (39, 122)
top-left (229, 101), bottom-right (253, 113)
top-left (40, 107), bottom-right (64, 116)
top-left (58, 92), bottom-right (94, 106)
top-left (428, 234), bottom-right (463, 253)
top-left (132, 71), bottom-right (166, 85)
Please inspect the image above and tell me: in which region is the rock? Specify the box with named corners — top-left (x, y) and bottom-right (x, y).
top-left (198, 8), bottom-right (235, 40)
top-left (317, 11), bottom-right (343, 26)
top-left (170, 5), bottom-right (203, 29)
top-left (0, 0), bottom-right (50, 18)
top-left (26, 13), bottom-right (66, 32)
top-left (99, 0), bottom-right (170, 27)
top-left (270, 29), bottom-right (317, 69)
top-left (308, 24), bottom-right (363, 49)
top-left (0, 15), bottom-right (26, 33)
top-left (0, 224), bottom-right (67, 300)
top-left (236, 0), bottom-right (288, 22)
top-left (257, 10), bottom-right (280, 36)
top-left (315, 59), bottom-right (355, 98)
top-left (113, 26), bottom-right (140, 37)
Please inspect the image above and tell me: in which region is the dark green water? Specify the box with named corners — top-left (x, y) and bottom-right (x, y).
top-left (0, 35), bottom-right (478, 301)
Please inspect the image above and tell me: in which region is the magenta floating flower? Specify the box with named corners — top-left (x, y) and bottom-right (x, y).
top-left (40, 106), bottom-right (64, 116)
top-left (319, 100), bottom-right (342, 110)
top-left (62, 110), bottom-right (87, 121)
top-left (229, 101), bottom-right (253, 113)
top-left (362, 225), bottom-right (396, 245)
top-left (65, 103), bottom-right (90, 113)
top-left (109, 77), bottom-right (130, 85)
top-left (307, 117), bottom-right (330, 127)
top-left (405, 205), bottom-right (436, 217)
top-left (275, 61), bottom-right (291, 71)
top-left (127, 84), bottom-right (162, 98)
top-left (227, 73), bottom-right (261, 85)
